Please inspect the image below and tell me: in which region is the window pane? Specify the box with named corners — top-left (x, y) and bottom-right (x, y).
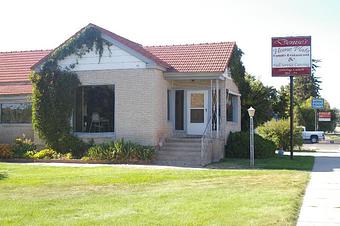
top-left (167, 90), bottom-right (170, 121)
top-left (175, 90), bottom-right (184, 130)
top-left (190, 93), bottom-right (204, 108)
top-left (190, 109), bottom-right (204, 123)
top-left (75, 85), bottom-right (114, 133)
top-left (227, 94), bottom-right (234, 122)
top-left (1, 103), bottom-right (32, 123)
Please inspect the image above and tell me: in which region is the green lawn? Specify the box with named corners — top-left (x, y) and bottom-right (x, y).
top-left (0, 156), bottom-right (313, 226)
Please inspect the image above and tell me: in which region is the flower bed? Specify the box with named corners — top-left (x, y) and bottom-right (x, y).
top-left (0, 136), bottom-right (155, 164)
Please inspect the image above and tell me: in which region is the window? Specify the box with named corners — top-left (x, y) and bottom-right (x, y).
top-left (175, 90), bottom-right (184, 130)
top-left (226, 94), bottom-right (238, 122)
top-left (167, 90), bottom-right (170, 121)
top-left (75, 85), bottom-right (114, 133)
top-left (0, 103), bottom-right (32, 123)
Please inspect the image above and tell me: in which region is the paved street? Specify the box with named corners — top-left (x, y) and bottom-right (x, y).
top-left (297, 143), bottom-right (340, 226)
top-left (303, 143), bottom-right (340, 152)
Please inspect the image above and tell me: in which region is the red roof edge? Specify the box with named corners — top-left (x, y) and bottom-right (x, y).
top-left (223, 42), bottom-right (237, 72)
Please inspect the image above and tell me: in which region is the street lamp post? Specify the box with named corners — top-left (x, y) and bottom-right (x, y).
top-left (248, 107), bottom-right (255, 167)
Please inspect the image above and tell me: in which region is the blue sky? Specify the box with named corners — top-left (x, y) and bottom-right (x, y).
top-left (1, 0), bottom-right (339, 109)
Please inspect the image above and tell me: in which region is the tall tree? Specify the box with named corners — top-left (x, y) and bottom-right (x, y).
top-left (242, 74), bottom-right (277, 130)
top-left (229, 47), bottom-right (278, 130)
top-left (229, 47), bottom-right (250, 131)
top-left (294, 59), bottom-right (322, 103)
top-left (272, 85), bottom-right (290, 119)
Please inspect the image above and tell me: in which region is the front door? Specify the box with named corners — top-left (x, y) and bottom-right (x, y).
top-left (187, 90), bottom-right (208, 135)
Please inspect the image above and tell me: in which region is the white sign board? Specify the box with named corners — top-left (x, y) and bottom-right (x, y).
top-left (272, 36), bottom-right (312, 77)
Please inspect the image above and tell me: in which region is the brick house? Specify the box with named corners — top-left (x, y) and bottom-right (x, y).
top-left (0, 24), bottom-right (241, 166)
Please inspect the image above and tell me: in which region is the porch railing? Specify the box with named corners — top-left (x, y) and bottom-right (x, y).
top-left (201, 115), bottom-right (213, 166)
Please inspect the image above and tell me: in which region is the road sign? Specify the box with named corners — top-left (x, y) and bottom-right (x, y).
top-left (312, 98), bottom-right (324, 109)
top-left (319, 112), bottom-right (331, 121)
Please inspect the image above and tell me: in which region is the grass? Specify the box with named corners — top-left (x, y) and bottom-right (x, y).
top-left (0, 156), bottom-right (314, 226)
top-left (210, 156), bottom-right (314, 171)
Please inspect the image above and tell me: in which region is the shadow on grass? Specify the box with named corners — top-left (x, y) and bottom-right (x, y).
top-left (207, 155), bottom-right (314, 171)
top-left (0, 172), bottom-right (8, 180)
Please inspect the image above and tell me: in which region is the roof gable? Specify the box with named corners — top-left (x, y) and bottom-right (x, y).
top-left (32, 24), bottom-right (170, 71)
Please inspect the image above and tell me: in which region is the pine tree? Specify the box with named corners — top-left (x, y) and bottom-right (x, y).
top-left (294, 59), bottom-right (322, 103)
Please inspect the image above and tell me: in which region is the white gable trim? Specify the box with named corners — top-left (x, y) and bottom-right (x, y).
top-left (58, 43), bottom-right (148, 71)
top-left (101, 33), bottom-right (167, 71)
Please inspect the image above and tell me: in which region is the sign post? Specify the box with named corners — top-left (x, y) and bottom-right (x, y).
top-left (312, 98), bottom-right (324, 130)
top-left (272, 36), bottom-right (312, 159)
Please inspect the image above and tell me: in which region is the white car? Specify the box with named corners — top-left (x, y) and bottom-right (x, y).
top-left (300, 126), bottom-right (325, 143)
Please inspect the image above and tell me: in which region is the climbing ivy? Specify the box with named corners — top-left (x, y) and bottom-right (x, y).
top-left (30, 26), bottom-right (109, 152)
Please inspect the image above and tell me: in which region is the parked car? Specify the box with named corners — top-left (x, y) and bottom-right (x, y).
top-left (300, 126), bottom-right (325, 143)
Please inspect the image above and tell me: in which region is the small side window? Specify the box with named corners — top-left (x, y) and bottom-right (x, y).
top-left (226, 94), bottom-right (238, 122)
top-left (167, 90), bottom-right (170, 121)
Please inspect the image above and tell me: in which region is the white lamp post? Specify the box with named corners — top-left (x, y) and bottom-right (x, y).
top-left (248, 107), bottom-right (255, 167)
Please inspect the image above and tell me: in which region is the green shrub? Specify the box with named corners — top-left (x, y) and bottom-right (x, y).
top-left (60, 135), bottom-right (89, 158)
top-left (24, 150), bottom-right (37, 159)
top-left (11, 136), bottom-right (36, 158)
top-left (85, 139), bottom-right (155, 162)
top-left (0, 144), bottom-right (13, 159)
top-left (33, 149), bottom-right (59, 159)
top-left (257, 119), bottom-right (303, 151)
top-left (226, 131), bottom-right (276, 159)
top-left (63, 152), bottom-right (73, 160)
top-left (136, 146), bottom-right (155, 161)
top-left (86, 143), bottom-right (114, 160)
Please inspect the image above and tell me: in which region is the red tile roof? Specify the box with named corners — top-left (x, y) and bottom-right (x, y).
top-left (0, 50), bottom-right (50, 95)
top-left (0, 83), bottom-right (33, 95)
top-left (144, 42), bottom-right (235, 72)
top-left (0, 24), bottom-right (236, 95)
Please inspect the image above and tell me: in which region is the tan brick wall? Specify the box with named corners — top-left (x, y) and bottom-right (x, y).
top-left (76, 69), bottom-right (171, 146)
top-left (0, 124), bottom-right (33, 144)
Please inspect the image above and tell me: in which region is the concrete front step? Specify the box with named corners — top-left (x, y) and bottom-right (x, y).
top-left (165, 142), bottom-right (201, 148)
top-left (166, 137), bottom-right (201, 143)
top-left (161, 146), bottom-right (200, 152)
top-left (157, 150), bottom-right (201, 158)
top-left (156, 137), bottom-right (203, 166)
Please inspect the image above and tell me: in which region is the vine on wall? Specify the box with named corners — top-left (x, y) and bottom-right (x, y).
top-left (30, 26), bottom-right (110, 152)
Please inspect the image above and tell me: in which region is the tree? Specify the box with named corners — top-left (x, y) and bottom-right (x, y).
top-left (229, 47), bottom-right (250, 131)
top-left (294, 59), bottom-right (322, 103)
top-left (241, 74), bottom-right (277, 130)
top-left (229, 47), bottom-right (278, 131)
top-left (272, 85), bottom-right (290, 119)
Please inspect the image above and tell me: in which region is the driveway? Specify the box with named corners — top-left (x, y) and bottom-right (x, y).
top-left (297, 144), bottom-right (340, 226)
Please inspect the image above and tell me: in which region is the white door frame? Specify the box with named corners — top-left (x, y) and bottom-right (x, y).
top-left (186, 90), bottom-right (208, 135)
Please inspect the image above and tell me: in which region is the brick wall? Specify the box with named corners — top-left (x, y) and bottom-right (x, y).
top-left (76, 68), bottom-right (171, 145)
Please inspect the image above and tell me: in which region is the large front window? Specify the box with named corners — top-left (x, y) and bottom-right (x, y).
top-left (74, 85), bottom-right (114, 133)
top-left (0, 103), bottom-right (32, 123)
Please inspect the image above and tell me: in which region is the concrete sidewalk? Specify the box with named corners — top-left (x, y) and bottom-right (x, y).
top-left (297, 152), bottom-right (340, 226)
